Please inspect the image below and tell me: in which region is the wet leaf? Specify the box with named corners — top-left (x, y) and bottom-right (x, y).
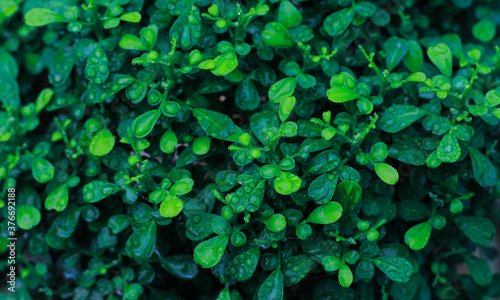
top-left (32, 158), bottom-right (54, 183)
top-left (466, 145), bottom-right (497, 187)
top-left (282, 255), bottom-right (315, 286)
top-left (428, 44), bottom-right (452, 77)
top-left (45, 184), bottom-right (69, 212)
top-left (379, 105), bottom-right (427, 133)
top-left (228, 247), bottom-right (260, 281)
top-left (323, 8), bottom-right (355, 37)
top-left (327, 87), bottom-right (360, 103)
top-left (334, 181), bottom-right (362, 214)
top-left (160, 255), bottom-right (199, 280)
top-left (437, 133), bottom-right (460, 163)
top-left (374, 163), bottom-right (399, 185)
top-left (385, 37), bottom-right (409, 71)
top-left (236, 78), bottom-right (260, 110)
top-left (90, 129), bottom-right (115, 156)
top-left (194, 234), bottom-right (229, 268)
top-left (404, 222), bottom-right (432, 251)
top-left (455, 216), bottom-right (495, 246)
top-left (193, 108), bottom-right (244, 143)
top-left (125, 221), bottom-right (157, 261)
top-left (258, 268), bottom-right (284, 300)
top-left (373, 257), bottom-right (413, 283)
top-left (307, 202), bottom-right (343, 224)
top-left (465, 255), bottom-right (492, 286)
top-left (17, 206), bottom-right (41, 230)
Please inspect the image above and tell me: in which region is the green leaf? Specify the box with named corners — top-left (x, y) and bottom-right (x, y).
top-left (17, 206), bottom-right (41, 230)
top-left (211, 52), bottom-right (238, 76)
top-left (216, 287), bottom-right (230, 300)
top-left (306, 150), bottom-right (342, 175)
top-left (119, 34), bottom-right (149, 51)
top-left (120, 12), bottom-right (141, 23)
top-left (193, 136), bottom-right (211, 155)
top-left (282, 255), bottom-right (315, 286)
top-left (466, 146), bottom-right (498, 187)
top-left (25, 8), bottom-right (66, 26)
top-left (193, 108), bottom-right (244, 143)
top-left (338, 264), bottom-right (353, 288)
top-left (269, 77), bottom-right (297, 103)
top-left (356, 260), bottom-right (374, 282)
top-left (186, 213), bottom-right (217, 241)
top-left (262, 22), bottom-right (294, 48)
top-left (354, 2), bottom-right (376, 17)
top-left (251, 111), bottom-right (280, 146)
top-left (103, 18), bottom-right (120, 29)
top-left (385, 37), bottom-right (409, 71)
top-left (278, 0), bottom-right (302, 29)
top-left (308, 173), bottom-right (338, 204)
top-left (139, 24), bottom-right (158, 49)
top-left (228, 246), bottom-right (260, 281)
top-left (437, 133), bottom-right (460, 163)
top-left (452, 124), bottom-right (474, 141)
top-left (405, 72), bottom-right (427, 83)
top-left (279, 96), bottom-right (296, 123)
top-left (403, 40), bottom-right (424, 72)
top-left (321, 255), bottom-right (343, 272)
top-left (160, 130), bottom-right (178, 154)
top-left (125, 221), bottom-right (157, 262)
top-left (483, 90), bottom-right (500, 108)
top-left (90, 129), bottom-right (115, 156)
top-left (83, 181), bottom-right (121, 203)
top-left (48, 207), bottom-right (81, 239)
top-left (45, 184), bottom-right (69, 212)
top-left (266, 213), bottom-right (287, 232)
top-left (307, 202), bottom-right (343, 224)
top-left (455, 216), bottom-right (495, 246)
top-left (226, 177), bottom-right (265, 213)
top-left (235, 78), bottom-right (260, 110)
top-left (169, 5), bottom-right (200, 50)
top-left (159, 255), bottom-right (199, 280)
top-left (373, 257), bottom-right (413, 283)
top-left (98, 227), bottom-right (117, 250)
top-left (132, 110), bottom-right (160, 138)
top-left (374, 163), bottom-right (399, 185)
top-left (473, 18), bottom-right (496, 43)
top-left (124, 283), bottom-right (144, 300)
top-left (85, 48), bottom-right (109, 85)
top-left (35, 88), bottom-right (54, 113)
top-left (404, 222), bottom-right (432, 251)
top-left (87, 74), bottom-right (135, 103)
top-left (258, 268), bottom-right (284, 300)
top-left (0, 51), bottom-right (20, 110)
top-left (32, 158), bottom-right (55, 183)
top-left (379, 105), bottom-right (427, 133)
top-left (170, 178), bottom-right (194, 196)
top-left (108, 215), bottom-right (132, 234)
top-left (159, 195), bottom-right (184, 218)
top-left (274, 172), bottom-right (301, 195)
top-left (465, 255), bottom-right (492, 286)
top-left (194, 234), bottom-right (229, 268)
top-left (334, 181), bottom-right (362, 214)
top-left (427, 44), bottom-right (452, 77)
top-left (323, 8), bottom-right (354, 37)
top-left (326, 87), bottom-right (360, 103)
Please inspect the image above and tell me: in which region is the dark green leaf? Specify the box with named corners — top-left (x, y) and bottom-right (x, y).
top-left (379, 105), bottom-right (427, 133)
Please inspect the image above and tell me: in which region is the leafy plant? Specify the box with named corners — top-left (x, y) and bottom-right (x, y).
top-left (2, 0), bottom-right (500, 299)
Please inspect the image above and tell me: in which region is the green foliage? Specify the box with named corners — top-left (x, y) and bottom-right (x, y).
top-left (2, 0), bottom-right (500, 299)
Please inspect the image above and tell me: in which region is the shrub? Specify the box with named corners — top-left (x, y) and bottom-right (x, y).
top-left (1, 0), bottom-right (500, 299)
